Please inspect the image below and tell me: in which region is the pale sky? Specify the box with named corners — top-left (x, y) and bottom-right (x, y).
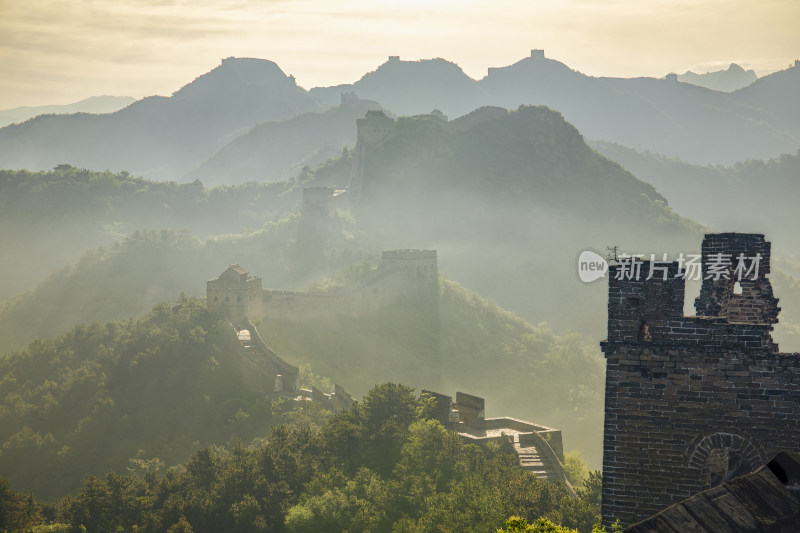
top-left (0, 0), bottom-right (798, 109)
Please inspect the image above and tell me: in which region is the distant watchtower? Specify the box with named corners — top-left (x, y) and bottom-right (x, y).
top-left (356, 110), bottom-right (395, 146)
top-left (302, 187), bottom-right (336, 217)
top-left (349, 110), bottom-right (397, 203)
top-left (380, 249), bottom-right (438, 285)
top-left (600, 233), bottom-right (800, 526)
top-left (207, 265), bottom-right (263, 323)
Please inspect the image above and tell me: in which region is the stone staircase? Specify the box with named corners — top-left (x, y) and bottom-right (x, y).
top-left (514, 441), bottom-right (562, 482)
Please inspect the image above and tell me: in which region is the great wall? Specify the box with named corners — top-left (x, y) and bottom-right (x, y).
top-left (205, 247), bottom-right (571, 484)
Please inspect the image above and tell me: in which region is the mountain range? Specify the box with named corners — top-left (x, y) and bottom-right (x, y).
top-left (0, 53), bottom-right (797, 180)
top-left (311, 52), bottom-right (800, 164)
top-left (0, 58), bottom-right (321, 179)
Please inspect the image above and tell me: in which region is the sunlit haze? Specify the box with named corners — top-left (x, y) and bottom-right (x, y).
top-left (0, 0), bottom-right (798, 107)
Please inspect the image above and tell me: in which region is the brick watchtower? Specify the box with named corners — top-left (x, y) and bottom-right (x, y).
top-left (600, 233), bottom-right (799, 525)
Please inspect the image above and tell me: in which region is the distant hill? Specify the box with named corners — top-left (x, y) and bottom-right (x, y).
top-left (311, 52), bottom-right (800, 164)
top-left (0, 58), bottom-right (321, 179)
top-left (0, 95), bottom-right (136, 128)
top-left (729, 63), bottom-right (800, 148)
top-left (335, 105), bottom-right (703, 338)
top-left (0, 106), bottom-right (706, 343)
top-left (677, 63), bottom-right (757, 92)
top-left (313, 56), bottom-right (489, 120)
top-left (185, 95), bottom-right (383, 185)
top-left (0, 166), bottom-right (301, 300)
top-left (590, 142), bottom-right (800, 257)
top-left (0, 205), bottom-right (368, 356)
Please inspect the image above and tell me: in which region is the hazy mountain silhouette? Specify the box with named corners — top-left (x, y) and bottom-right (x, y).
top-left (730, 63), bottom-right (800, 145)
top-left (311, 51), bottom-right (800, 164)
top-left (592, 141), bottom-right (800, 264)
top-left (677, 63), bottom-right (757, 92)
top-left (185, 95), bottom-right (384, 185)
top-left (0, 53), bottom-right (796, 180)
top-left (0, 58), bottom-right (321, 178)
top-left (312, 106), bottom-right (703, 338)
top-left (0, 95), bottom-right (136, 128)
top-left (312, 56), bottom-right (489, 119)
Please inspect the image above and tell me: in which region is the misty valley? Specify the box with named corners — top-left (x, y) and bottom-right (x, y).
top-left (1, 51), bottom-right (799, 533)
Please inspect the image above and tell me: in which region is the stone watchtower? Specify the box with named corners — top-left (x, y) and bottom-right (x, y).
top-left (356, 110), bottom-right (395, 147)
top-left (207, 264), bottom-right (263, 323)
top-left (302, 187), bottom-right (336, 217)
top-left (349, 110), bottom-right (396, 203)
top-left (380, 249), bottom-right (438, 284)
top-left (600, 233), bottom-right (800, 525)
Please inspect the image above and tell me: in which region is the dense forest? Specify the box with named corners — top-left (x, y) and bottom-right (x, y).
top-left (0, 297), bottom-right (303, 500)
top-left (0, 382), bottom-right (605, 533)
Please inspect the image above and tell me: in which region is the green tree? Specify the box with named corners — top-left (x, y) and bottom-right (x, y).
top-left (498, 516), bottom-right (578, 532)
top-left (0, 478), bottom-right (44, 532)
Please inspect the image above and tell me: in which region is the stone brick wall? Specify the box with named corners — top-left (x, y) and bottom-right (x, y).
top-left (261, 249), bottom-right (439, 320)
top-left (601, 233), bottom-right (800, 526)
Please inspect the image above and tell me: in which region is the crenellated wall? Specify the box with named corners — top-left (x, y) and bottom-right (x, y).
top-left (261, 249), bottom-right (439, 320)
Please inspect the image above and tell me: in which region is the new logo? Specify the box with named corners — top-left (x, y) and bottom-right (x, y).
top-left (578, 250), bottom-right (608, 283)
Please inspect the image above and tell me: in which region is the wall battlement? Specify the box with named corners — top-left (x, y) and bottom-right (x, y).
top-left (356, 109), bottom-right (396, 146)
top-left (603, 259), bottom-right (777, 354)
top-left (600, 233), bottom-right (800, 526)
top-left (208, 250), bottom-right (439, 322)
top-left (381, 249), bottom-right (437, 260)
top-left (262, 249), bottom-right (438, 319)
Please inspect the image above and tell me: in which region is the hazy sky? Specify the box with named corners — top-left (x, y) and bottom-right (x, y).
top-left (0, 0), bottom-right (798, 109)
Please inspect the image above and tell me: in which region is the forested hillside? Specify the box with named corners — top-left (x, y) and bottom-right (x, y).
top-left (0, 267), bottom-right (606, 501)
top-left (0, 297), bottom-right (308, 500)
top-left (590, 144), bottom-right (800, 255)
top-left (0, 383), bottom-right (602, 533)
top-left (0, 214), bottom-right (370, 356)
top-left (259, 278), bottom-right (605, 466)
top-left (339, 106), bottom-right (704, 337)
top-left (0, 166), bottom-right (296, 300)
